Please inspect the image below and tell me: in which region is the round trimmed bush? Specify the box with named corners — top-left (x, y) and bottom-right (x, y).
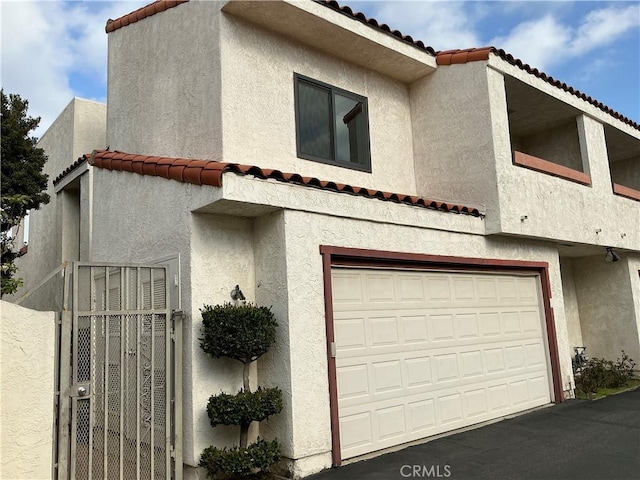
top-left (200, 303), bottom-right (278, 363)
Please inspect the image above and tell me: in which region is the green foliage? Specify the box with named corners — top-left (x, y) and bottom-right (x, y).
top-left (207, 387), bottom-right (283, 427)
top-left (575, 350), bottom-right (636, 396)
top-left (1, 90), bottom-right (49, 296)
top-left (200, 303), bottom-right (278, 364)
top-left (200, 438), bottom-right (281, 479)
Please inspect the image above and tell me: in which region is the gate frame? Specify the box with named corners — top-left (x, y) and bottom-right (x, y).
top-left (55, 261), bottom-right (183, 480)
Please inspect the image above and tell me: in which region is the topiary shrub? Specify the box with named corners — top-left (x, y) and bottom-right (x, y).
top-left (199, 303), bottom-right (283, 478)
top-left (200, 438), bottom-right (281, 479)
top-left (207, 387), bottom-right (284, 427)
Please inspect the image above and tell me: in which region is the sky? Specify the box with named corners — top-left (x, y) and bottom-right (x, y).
top-left (1, 0), bottom-right (639, 138)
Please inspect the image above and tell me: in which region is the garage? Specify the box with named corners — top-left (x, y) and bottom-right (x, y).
top-left (330, 267), bottom-right (554, 460)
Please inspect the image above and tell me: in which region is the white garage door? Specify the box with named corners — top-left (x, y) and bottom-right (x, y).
top-left (332, 268), bottom-right (552, 460)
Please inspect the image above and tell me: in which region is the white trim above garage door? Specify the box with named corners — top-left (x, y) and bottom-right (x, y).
top-left (331, 268), bottom-right (552, 460)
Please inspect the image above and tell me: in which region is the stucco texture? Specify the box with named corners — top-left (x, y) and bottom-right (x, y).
top-left (219, 14), bottom-right (417, 195)
top-left (0, 301), bottom-right (56, 479)
top-left (559, 258), bottom-right (584, 349)
top-left (571, 255), bottom-right (640, 362)
top-left (253, 208), bottom-right (572, 477)
top-left (410, 61), bottom-right (497, 216)
top-left (10, 98), bottom-right (105, 310)
top-left (107, 1), bottom-right (223, 160)
top-left (488, 67), bottom-right (640, 250)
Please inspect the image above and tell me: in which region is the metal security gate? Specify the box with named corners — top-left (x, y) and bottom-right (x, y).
top-left (56, 263), bottom-right (182, 480)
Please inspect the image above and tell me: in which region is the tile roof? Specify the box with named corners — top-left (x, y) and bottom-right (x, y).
top-left (77, 150), bottom-right (482, 217)
top-left (106, 0), bottom-right (188, 33)
top-left (436, 47), bottom-right (639, 131)
top-left (52, 157), bottom-right (87, 186)
top-left (315, 0), bottom-right (436, 55)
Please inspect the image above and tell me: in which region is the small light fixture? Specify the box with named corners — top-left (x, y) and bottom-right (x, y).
top-left (230, 284), bottom-right (246, 305)
top-left (605, 247), bottom-right (620, 263)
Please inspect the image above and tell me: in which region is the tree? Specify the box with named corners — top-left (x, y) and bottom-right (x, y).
top-left (1, 90), bottom-right (49, 296)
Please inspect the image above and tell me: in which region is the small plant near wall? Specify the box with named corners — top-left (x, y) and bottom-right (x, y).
top-left (199, 303), bottom-right (283, 479)
top-left (575, 350), bottom-right (637, 400)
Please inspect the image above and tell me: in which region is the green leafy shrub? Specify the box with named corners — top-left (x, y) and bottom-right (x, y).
top-left (575, 350), bottom-right (636, 395)
top-left (200, 303), bottom-right (278, 363)
top-left (200, 438), bottom-right (280, 479)
top-left (207, 387), bottom-right (284, 427)
top-left (199, 302), bottom-right (283, 478)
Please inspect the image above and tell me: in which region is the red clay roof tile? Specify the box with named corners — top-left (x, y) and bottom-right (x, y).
top-left (106, 0), bottom-right (189, 33)
top-left (316, 0), bottom-right (437, 55)
top-left (52, 157), bottom-right (87, 186)
top-left (68, 149), bottom-right (482, 217)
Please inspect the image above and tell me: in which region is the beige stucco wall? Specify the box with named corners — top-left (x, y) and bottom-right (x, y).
top-left (610, 156), bottom-right (640, 191)
top-left (106, 1), bottom-right (223, 160)
top-left (9, 98), bottom-right (105, 310)
top-left (410, 61), bottom-right (496, 221)
top-left (559, 258), bottom-right (583, 350)
top-left (0, 301), bottom-right (56, 479)
top-left (218, 14), bottom-right (417, 195)
top-left (628, 256), bottom-right (640, 364)
top-left (572, 255), bottom-right (640, 362)
top-left (515, 120), bottom-right (583, 172)
top-left (488, 67), bottom-right (640, 251)
top-left (258, 208), bottom-right (573, 477)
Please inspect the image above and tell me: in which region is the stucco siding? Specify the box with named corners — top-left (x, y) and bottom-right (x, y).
top-left (410, 61), bottom-right (497, 218)
top-left (626, 255), bottom-right (640, 365)
top-left (188, 213), bottom-right (257, 464)
top-left (610, 156), bottom-right (640, 191)
top-left (515, 120), bottom-right (583, 172)
top-left (106, 1), bottom-right (223, 160)
top-left (269, 209), bottom-right (572, 477)
top-left (559, 258), bottom-right (584, 349)
top-left (572, 256), bottom-right (640, 362)
top-left (219, 14), bottom-right (417, 195)
top-left (10, 99), bottom-right (105, 309)
top-left (490, 72), bottom-right (639, 250)
top-left (0, 301), bottom-right (56, 480)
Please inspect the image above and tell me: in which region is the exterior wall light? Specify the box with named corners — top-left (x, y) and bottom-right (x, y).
top-left (230, 284), bottom-right (246, 305)
top-left (605, 247), bottom-right (620, 263)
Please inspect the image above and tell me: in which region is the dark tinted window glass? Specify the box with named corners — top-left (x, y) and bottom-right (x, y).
top-left (298, 81), bottom-right (332, 160)
top-left (334, 93), bottom-right (366, 166)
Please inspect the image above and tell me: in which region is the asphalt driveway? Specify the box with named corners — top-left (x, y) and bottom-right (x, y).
top-left (309, 388), bottom-right (640, 480)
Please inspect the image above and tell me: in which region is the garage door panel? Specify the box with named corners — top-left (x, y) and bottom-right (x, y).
top-left (339, 368), bottom-right (551, 459)
top-left (332, 269), bottom-right (552, 460)
top-left (370, 316), bottom-right (400, 347)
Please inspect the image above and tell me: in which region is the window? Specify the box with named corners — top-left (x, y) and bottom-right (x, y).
top-left (295, 74), bottom-right (371, 171)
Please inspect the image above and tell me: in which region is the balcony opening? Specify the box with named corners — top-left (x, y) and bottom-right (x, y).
top-left (504, 76), bottom-right (590, 185)
top-left (604, 125), bottom-right (640, 202)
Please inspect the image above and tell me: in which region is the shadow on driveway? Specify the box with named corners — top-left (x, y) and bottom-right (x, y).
top-left (309, 388), bottom-right (640, 480)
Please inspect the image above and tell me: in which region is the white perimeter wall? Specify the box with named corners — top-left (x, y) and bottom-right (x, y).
top-left (0, 301), bottom-right (56, 479)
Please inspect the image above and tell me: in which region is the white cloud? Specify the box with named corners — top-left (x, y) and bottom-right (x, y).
top-left (569, 4), bottom-right (640, 56)
top-left (490, 15), bottom-right (571, 69)
top-left (490, 4), bottom-right (640, 71)
top-left (0, 0), bottom-right (147, 137)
